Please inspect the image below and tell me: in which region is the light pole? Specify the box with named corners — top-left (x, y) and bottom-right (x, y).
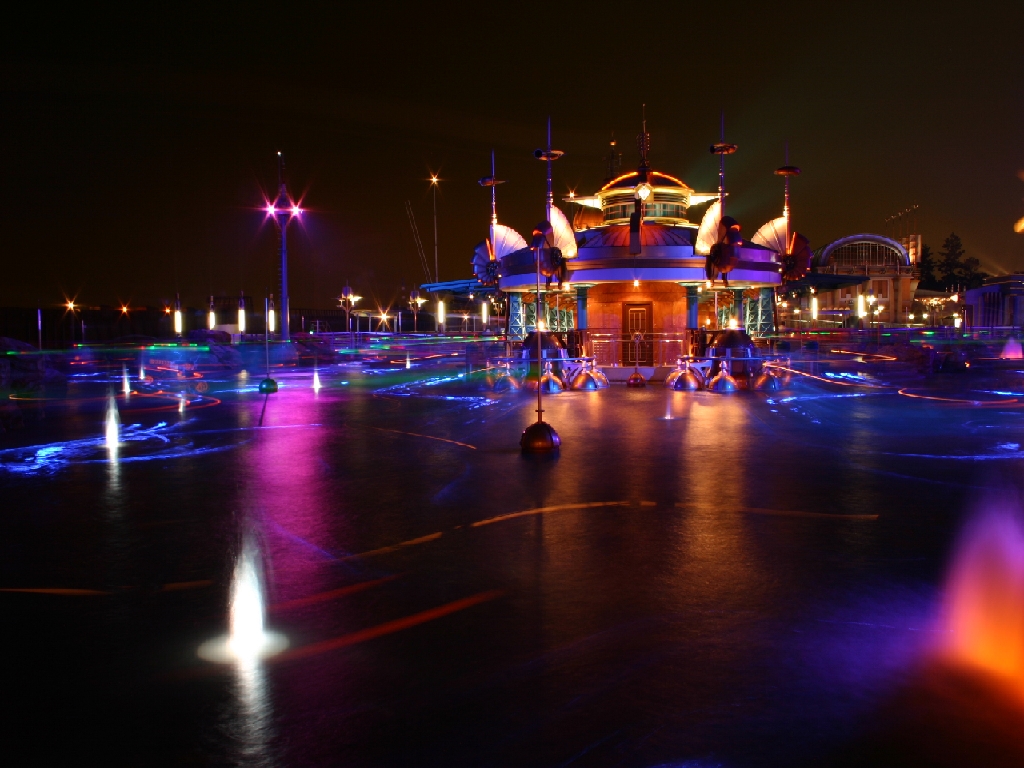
top-left (430, 174), bottom-right (440, 282)
top-left (338, 283), bottom-right (360, 346)
top-left (173, 293), bottom-right (183, 337)
top-left (409, 289), bottom-right (424, 332)
top-left (521, 118), bottom-right (564, 454)
top-left (266, 152), bottom-right (302, 342)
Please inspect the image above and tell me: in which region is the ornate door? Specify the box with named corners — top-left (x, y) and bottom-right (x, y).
top-left (622, 302), bottom-right (653, 366)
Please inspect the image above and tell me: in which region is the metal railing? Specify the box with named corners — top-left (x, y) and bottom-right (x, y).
top-left (587, 330), bottom-right (698, 368)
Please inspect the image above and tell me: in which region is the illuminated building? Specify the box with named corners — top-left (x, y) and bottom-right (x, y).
top-left (444, 122), bottom-right (786, 365)
top-left (778, 235), bottom-right (917, 327)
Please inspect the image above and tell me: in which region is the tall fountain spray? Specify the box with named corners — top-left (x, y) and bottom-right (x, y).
top-left (104, 394), bottom-right (120, 452)
top-left (122, 365), bottom-right (130, 398)
top-left (1001, 337), bottom-right (1023, 360)
top-left (198, 533), bottom-right (287, 663)
top-left (228, 538), bottom-right (267, 660)
top-left (312, 368), bottom-right (322, 392)
top-left (942, 508), bottom-right (1024, 689)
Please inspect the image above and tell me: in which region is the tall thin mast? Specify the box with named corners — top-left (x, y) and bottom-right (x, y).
top-left (710, 112), bottom-right (738, 221)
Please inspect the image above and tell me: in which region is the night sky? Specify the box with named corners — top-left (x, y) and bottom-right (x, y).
top-left (3, 3), bottom-right (1022, 311)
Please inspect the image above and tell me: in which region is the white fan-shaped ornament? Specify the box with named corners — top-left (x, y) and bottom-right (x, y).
top-left (695, 200), bottom-right (721, 255)
top-left (490, 224), bottom-right (527, 258)
top-left (752, 216), bottom-right (789, 254)
top-left (549, 205), bottom-right (578, 259)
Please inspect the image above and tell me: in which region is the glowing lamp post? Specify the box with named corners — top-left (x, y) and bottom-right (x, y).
top-left (238, 293), bottom-right (247, 334)
top-left (208, 296), bottom-right (216, 331)
top-left (409, 289), bottom-right (424, 332)
top-left (266, 152), bottom-right (302, 342)
top-left (521, 118), bottom-right (563, 455)
top-left (173, 294), bottom-right (183, 336)
top-left (481, 299), bottom-right (489, 329)
top-left (338, 283), bottom-right (360, 347)
top-left (436, 299), bottom-right (446, 333)
top-left (267, 295), bottom-right (276, 336)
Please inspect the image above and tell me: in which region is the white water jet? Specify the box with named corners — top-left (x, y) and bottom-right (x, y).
top-left (198, 535), bottom-right (287, 663)
top-left (406, 353), bottom-right (411, 369)
top-left (228, 541), bottom-right (267, 660)
top-left (122, 365), bottom-right (130, 398)
top-left (178, 393), bottom-right (186, 414)
top-left (1001, 338), bottom-right (1023, 360)
top-left (139, 364), bottom-right (145, 381)
top-left (312, 369), bottom-right (322, 392)
top-left (104, 394), bottom-right (120, 452)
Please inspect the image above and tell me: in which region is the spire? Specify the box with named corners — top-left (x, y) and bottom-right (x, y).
top-left (477, 150), bottom-right (507, 252)
top-left (637, 104), bottom-right (651, 176)
top-left (533, 118), bottom-right (564, 223)
top-left (605, 133), bottom-right (621, 183)
top-left (710, 111), bottom-right (738, 218)
top-left (491, 150), bottom-right (497, 227)
top-left (775, 143), bottom-right (801, 250)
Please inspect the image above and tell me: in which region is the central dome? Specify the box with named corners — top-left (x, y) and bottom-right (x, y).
top-left (596, 170), bottom-right (696, 227)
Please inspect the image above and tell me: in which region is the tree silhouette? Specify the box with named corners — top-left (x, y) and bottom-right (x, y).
top-left (936, 232), bottom-right (987, 290)
top-left (917, 244), bottom-right (941, 290)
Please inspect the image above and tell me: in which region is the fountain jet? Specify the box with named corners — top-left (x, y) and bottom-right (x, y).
top-left (1001, 338), bottom-right (1023, 360)
top-left (122, 365), bottom-right (130, 398)
top-left (198, 533), bottom-right (287, 663)
top-left (104, 394), bottom-right (120, 452)
top-left (942, 507), bottom-right (1024, 691)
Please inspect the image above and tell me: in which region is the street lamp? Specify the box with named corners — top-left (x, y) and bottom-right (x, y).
top-left (208, 296), bottom-right (216, 331)
top-left (267, 294), bottom-right (276, 336)
top-left (266, 152), bottom-right (302, 341)
top-left (521, 117), bottom-right (564, 454)
top-left (238, 292), bottom-right (246, 334)
top-left (430, 174), bottom-right (440, 282)
top-left (409, 289), bottom-right (425, 332)
top-left (436, 299), bottom-right (446, 333)
top-left (338, 283), bottom-right (360, 345)
top-left (173, 294), bottom-right (183, 336)
top-left (65, 299), bottom-right (77, 343)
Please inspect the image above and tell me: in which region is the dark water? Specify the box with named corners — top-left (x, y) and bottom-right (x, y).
top-left (3, 358), bottom-right (1022, 766)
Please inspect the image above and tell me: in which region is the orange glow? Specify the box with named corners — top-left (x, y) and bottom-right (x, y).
top-left (942, 510), bottom-right (1024, 696)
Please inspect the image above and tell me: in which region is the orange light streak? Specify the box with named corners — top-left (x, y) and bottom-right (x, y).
top-left (276, 590), bottom-right (503, 662)
top-left (271, 575), bottom-right (399, 611)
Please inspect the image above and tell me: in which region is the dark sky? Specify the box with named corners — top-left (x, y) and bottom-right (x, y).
top-left (2, 2), bottom-right (1022, 310)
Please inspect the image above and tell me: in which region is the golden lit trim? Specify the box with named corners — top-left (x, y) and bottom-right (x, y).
top-left (598, 170), bottom-right (690, 192)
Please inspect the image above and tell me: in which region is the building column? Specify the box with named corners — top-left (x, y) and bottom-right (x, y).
top-left (686, 285), bottom-right (699, 328)
top-left (576, 286), bottom-right (588, 329)
top-left (759, 287), bottom-right (775, 335)
top-left (509, 293), bottom-right (524, 340)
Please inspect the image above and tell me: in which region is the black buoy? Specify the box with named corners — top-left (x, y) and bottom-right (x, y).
top-left (520, 421), bottom-right (561, 453)
top-left (258, 378), bottom-right (278, 394)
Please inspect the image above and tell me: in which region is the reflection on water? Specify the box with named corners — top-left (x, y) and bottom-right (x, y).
top-left (228, 654), bottom-right (277, 767)
top-left (104, 394), bottom-right (120, 453)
